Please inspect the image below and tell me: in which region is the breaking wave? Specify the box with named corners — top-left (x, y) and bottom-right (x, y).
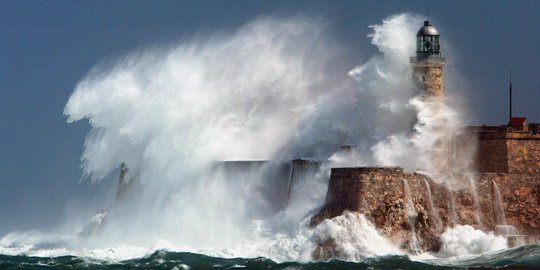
top-left (0, 12), bottom-right (527, 269)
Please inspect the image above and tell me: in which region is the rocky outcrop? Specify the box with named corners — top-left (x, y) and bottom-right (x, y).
top-left (311, 167), bottom-right (540, 258)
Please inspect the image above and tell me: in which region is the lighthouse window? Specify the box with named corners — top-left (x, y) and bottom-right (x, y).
top-left (417, 35), bottom-right (440, 54)
top-left (422, 75), bottom-right (426, 82)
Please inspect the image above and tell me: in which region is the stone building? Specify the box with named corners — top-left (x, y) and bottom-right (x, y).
top-left (471, 118), bottom-right (540, 174)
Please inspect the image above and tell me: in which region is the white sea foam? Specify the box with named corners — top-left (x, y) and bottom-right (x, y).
top-left (437, 225), bottom-right (507, 257)
top-left (0, 214), bottom-right (400, 263)
top-left (211, 211), bottom-right (401, 262)
top-left (311, 211), bottom-right (403, 260)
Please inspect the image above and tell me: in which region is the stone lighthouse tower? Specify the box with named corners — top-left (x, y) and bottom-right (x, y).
top-left (411, 20), bottom-right (450, 174)
top-left (410, 20), bottom-right (446, 97)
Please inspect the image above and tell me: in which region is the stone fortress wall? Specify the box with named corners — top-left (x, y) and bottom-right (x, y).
top-left (473, 124), bottom-right (540, 173)
top-left (304, 19), bottom-right (540, 257)
top-left (311, 167), bottom-right (540, 258)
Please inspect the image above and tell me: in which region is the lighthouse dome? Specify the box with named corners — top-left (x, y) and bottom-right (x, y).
top-left (417, 20), bottom-right (439, 36)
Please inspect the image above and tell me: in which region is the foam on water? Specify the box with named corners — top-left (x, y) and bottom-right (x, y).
top-left (310, 211), bottom-right (403, 260)
top-left (437, 225), bottom-right (507, 258)
top-left (0, 214), bottom-right (400, 263)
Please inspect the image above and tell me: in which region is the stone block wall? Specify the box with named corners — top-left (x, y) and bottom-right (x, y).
top-left (506, 133), bottom-right (540, 173)
top-left (311, 167), bottom-right (540, 257)
top-left (473, 128), bottom-right (540, 173)
top-left (475, 130), bottom-right (509, 173)
top-left (489, 173), bottom-right (540, 234)
top-left (413, 65), bottom-right (444, 97)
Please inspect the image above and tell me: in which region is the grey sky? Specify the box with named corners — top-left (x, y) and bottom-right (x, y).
top-left (1, 1), bottom-right (539, 234)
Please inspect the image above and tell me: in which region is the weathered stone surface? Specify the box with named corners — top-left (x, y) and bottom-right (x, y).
top-left (474, 128), bottom-right (509, 173)
top-left (311, 168), bottom-right (540, 257)
top-left (507, 133), bottom-right (540, 174)
top-left (473, 126), bottom-right (540, 173)
top-left (413, 65), bottom-right (444, 97)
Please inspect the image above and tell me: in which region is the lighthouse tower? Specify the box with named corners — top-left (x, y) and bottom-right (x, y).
top-left (410, 20), bottom-right (446, 97)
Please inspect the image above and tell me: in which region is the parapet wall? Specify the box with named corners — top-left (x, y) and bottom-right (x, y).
top-left (311, 167), bottom-right (540, 257)
top-left (217, 159), bottom-right (321, 213)
top-left (474, 128), bottom-right (540, 173)
top-left (475, 131), bottom-right (509, 172)
top-left (506, 133), bottom-right (540, 173)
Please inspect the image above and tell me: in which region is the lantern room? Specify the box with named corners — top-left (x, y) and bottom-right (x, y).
top-left (416, 20), bottom-right (441, 57)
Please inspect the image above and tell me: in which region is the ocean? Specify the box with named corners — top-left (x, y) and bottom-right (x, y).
top-left (1, 243), bottom-right (539, 270)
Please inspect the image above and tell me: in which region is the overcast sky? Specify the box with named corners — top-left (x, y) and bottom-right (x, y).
top-left (1, 0), bottom-right (539, 234)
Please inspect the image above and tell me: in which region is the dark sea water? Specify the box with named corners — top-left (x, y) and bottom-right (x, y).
top-left (1, 243), bottom-right (539, 270)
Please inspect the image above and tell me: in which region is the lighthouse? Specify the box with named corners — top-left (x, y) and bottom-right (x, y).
top-left (410, 20), bottom-right (446, 97)
top-left (410, 20), bottom-right (450, 174)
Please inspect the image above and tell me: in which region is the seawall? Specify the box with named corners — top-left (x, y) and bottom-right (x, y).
top-left (311, 167), bottom-right (540, 257)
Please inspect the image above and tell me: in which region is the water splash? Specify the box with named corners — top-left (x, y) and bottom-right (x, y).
top-left (63, 16), bottom-right (356, 253)
top-left (468, 176), bottom-right (484, 228)
top-left (311, 211), bottom-right (402, 261)
top-left (0, 12), bottom-right (488, 263)
top-left (437, 225), bottom-right (507, 257)
top-left (61, 13), bottom-right (431, 260)
top-left (422, 178), bottom-right (442, 233)
top-left (490, 180), bottom-right (524, 245)
top-left (445, 181), bottom-right (458, 226)
top-left (402, 179), bottom-right (421, 254)
top-left (492, 180), bottom-right (507, 226)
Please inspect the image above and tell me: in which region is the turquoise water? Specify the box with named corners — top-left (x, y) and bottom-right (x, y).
top-left (2, 243), bottom-right (539, 270)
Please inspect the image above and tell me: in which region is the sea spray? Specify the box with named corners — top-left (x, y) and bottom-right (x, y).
top-left (492, 180), bottom-right (507, 226)
top-left (422, 178), bottom-right (442, 233)
top-left (491, 180), bottom-right (522, 243)
top-left (310, 211), bottom-right (402, 261)
top-left (437, 225), bottom-right (507, 257)
top-left (402, 179), bottom-right (421, 254)
top-left (468, 176), bottom-right (484, 228)
top-left (64, 17), bottom-right (356, 252)
top-left (61, 13), bottom-right (428, 259)
top-left (445, 181), bottom-right (458, 226)
top-left (0, 12), bottom-right (490, 263)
